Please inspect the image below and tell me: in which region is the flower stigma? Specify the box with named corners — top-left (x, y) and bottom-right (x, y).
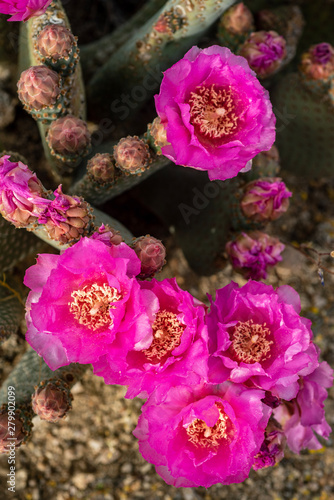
top-left (69, 282), bottom-right (122, 331)
top-left (230, 319), bottom-right (273, 363)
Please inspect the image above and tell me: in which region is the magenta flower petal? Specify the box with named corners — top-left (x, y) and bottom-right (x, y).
top-left (0, 0), bottom-right (52, 21)
top-left (133, 382), bottom-right (271, 487)
top-left (24, 238), bottom-right (147, 368)
top-left (155, 45), bottom-right (276, 181)
top-left (93, 278), bottom-right (209, 399)
top-left (206, 281), bottom-right (319, 400)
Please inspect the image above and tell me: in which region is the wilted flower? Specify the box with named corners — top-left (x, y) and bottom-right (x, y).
top-left (155, 45), bottom-right (275, 181)
top-left (90, 224), bottom-right (123, 246)
top-left (24, 238), bottom-right (148, 369)
top-left (253, 418), bottom-right (286, 470)
top-left (300, 42), bottom-right (334, 82)
top-left (93, 278), bottom-right (209, 399)
top-left (240, 177), bottom-right (291, 222)
top-left (206, 280), bottom-right (319, 400)
top-left (240, 31), bottom-right (287, 79)
top-left (0, 0), bottom-right (52, 22)
top-left (133, 382), bottom-right (271, 487)
top-left (225, 231), bottom-right (285, 280)
top-left (0, 155), bottom-right (49, 227)
top-left (38, 185), bottom-right (92, 244)
top-left (274, 361), bottom-right (333, 453)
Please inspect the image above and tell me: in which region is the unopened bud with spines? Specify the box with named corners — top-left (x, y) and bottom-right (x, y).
top-left (0, 403), bottom-right (33, 454)
top-left (132, 235), bottom-right (166, 279)
top-left (87, 153), bottom-right (116, 185)
top-left (113, 136), bottom-right (151, 175)
top-left (17, 65), bottom-right (65, 122)
top-left (147, 117), bottom-right (169, 155)
top-left (35, 24), bottom-right (79, 77)
top-left (217, 3), bottom-right (254, 53)
top-left (32, 379), bottom-right (73, 423)
top-left (46, 115), bottom-right (91, 170)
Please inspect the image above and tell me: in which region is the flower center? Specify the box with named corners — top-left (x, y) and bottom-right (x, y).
top-left (230, 320), bottom-right (273, 364)
top-left (69, 283), bottom-right (122, 331)
top-left (188, 84), bottom-right (240, 142)
top-left (142, 310), bottom-right (185, 362)
top-left (186, 403), bottom-right (230, 449)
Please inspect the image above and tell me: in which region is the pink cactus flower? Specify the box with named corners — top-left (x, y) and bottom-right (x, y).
top-left (24, 238), bottom-right (149, 369)
top-left (206, 281), bottom-right (319, 400)
top-left (225, 231), bottom-right (285, 280)
top-left (93, 278), bottom-right (209, 399)
top-left (133, 382), bottom-right (271, 487)
top-left (241, 177), bottom-right (292, 222)
top-left (0, 0), bottom-right (53, 22)
top-left (240, 31), bottom-right (287, 79)
top-left (0, 155), bottom-right (49, 227)
top-left (155, 45), bottom-right (275, 181)
top-left (274, 361), bottom-right (333, 453)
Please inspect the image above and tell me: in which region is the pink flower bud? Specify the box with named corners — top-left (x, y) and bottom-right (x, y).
top-left (46, 115), bottom-right (91, 158)
top-left (0, 405), bottom-right (33, 453)
top-left (241, 177), bottom-right (291, 222)
top-left (39, 185), bottom-right (91, 244)
top-left (132, 235), bottom-right (166, 279)
top-left (0, 155), bottom-right (49, 227)
top-left (87, 153), bottom-right (116, 184)
top-left (90, 224), bottom-right (123, 246)
top-left (240, 31), bottom-right (287, 78)
top-left (17, 65), bottom-right (61, 110)
top-left (113, 136), bottom-right (151, 175)
top-left (220, 2), bottom-right (254, 36)
top-left (32, 380), bottom-right (73, 423)
top-left (36, 25), bottom-right (76, 61)
top-left (300, 43), bottom-right (334, 81)
top-left (225, 231), bottom-right (285, 280)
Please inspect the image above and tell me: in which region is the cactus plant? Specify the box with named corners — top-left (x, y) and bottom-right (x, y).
top-left (0, 0), bottom-right (333, 495)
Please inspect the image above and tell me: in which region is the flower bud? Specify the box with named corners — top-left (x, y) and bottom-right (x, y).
top-left (219, 2), bottom-right (254, 36)
top-left (114, 136), bottom-right (151, 175)
top-left (36, 25), bottom-right (79, 76)
top-left (17, 65), bottom-right (64, 121)
top-left (90, 224), bottom-right (123, 246)
top-left (241, 177), bottom-right (291, 222)
top-left (225, 231), bottom-right (285, 280)
top-left (240, 31), bottom-right (287, 79)
top-left (147, 117), bottom-right (169, 154)
top-left (0, 404), bottom-right (33, 453)
top-left (87, 153), bottom-right (116, 184)
top-left (39, 185), bottom-right (92, 244)
top-left (0, 155), bottom-right (49, 227)
top-left (46, 115), bottom-right (91, 168)
top-left (132, 235), bottom-right (166, 279)
top-left (32, 379), bottom-right (73, 423)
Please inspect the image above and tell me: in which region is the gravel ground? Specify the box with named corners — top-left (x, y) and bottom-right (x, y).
top-left (1, 170), bottom-right (334, 500)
